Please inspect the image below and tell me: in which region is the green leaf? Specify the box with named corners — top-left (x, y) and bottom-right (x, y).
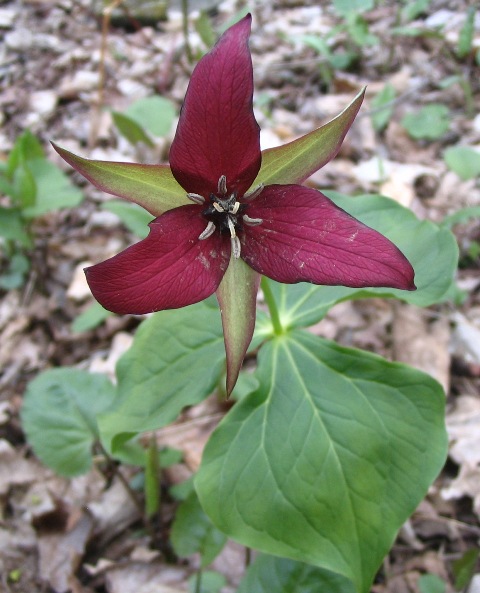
top-left (442, 205), bottom-right (480, 229)
top-left (125, 96), bottom-right (176, 138)
top-left (7, 130), bottom-right (44, 177)
top-left (0, 253), bottom-right (30, 290)
top-left (0, 207), bottom-right (32, 247)
top-left (261, 193), bottom-right (458, 331)
top-left (188, 571), bottom-right (226, 593)
top-left (22, 159), bottom-right (83, 218)
top-left (216, 256), bottom-right (260, 396)
top-left (21, 368), bottom-right (116, 477)
top-left (418, 574), bottom-right (446, 593)
top-left (346, 14), bottom-right (379, 47)
top-left (401, 104), bottom-right (450, 140)
top-left (71, 301), bottom-right (112, 333)
top-left (52, 144), bottom-right (187, 216)
top-left (238, 555), bottom-right (356, 593)
top-left (195, 11), bottom-right (217, 48)
top-left (452, 548), bottom-right (479, 591)
top-left (101, 199), bottom-right (154, 238)
top-left (196, 331), bottom-right (447, 593)
top-left (444, 146), bottom-right (480, 180)
top-left (12, 162), bottom-right (37, 208)
top-left (371, 83), bottom-right (396, 132)
top-left (401, 0), bottom-right (431, 22)
top-left (97, 300), bottom-right (225, 452)
top-left (457, 7), bottom-right (475, 58)
top-left (112, 111), bottom-right (155, 147)
top-left (255, 89), bottom-right (365, 186)
top-left (333, 0), bottom-right (373, 16)
top-left (171, 490), bottom-right (227, 567)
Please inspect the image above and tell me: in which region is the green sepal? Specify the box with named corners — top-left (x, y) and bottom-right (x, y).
top-left (52, 143), bottom-right (187, 216)
top-left (215, 256), bottom-right (260, 396)
top-left (255, 88), bottom-right (365, 186)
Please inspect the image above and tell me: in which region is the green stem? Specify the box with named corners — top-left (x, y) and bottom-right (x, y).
top-left (261, 277), bottom-right (283, 335)
top-left (181, 0), bottom-right (194, 64)
top-left (194, 569), bottom-right (202, 593)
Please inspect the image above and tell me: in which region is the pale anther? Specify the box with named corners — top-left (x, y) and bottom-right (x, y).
top-left (231, 236), bottom-right (241, 259)
top-left (213, 202), bottom-right (225, 213)
top-left (243, 183), bottom-right (264, 201)
top-left (227, 217), bottom-right (236, 238)
top-left (218, 175), bottom-right (227, 195)
top-left (187, 193), bottom-right (205, 204)
top-left (231, 201), bottom-right (240, 214)
top-left (243, 214), bottom-right (263, 226)
top-left (199, 221), bottom-right (216, 240)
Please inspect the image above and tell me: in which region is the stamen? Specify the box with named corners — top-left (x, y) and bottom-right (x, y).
top-left (213, 202), bottom-right (225, 213)
top-left (231, 236), bottom-right (241, 259)
top-left (199, 221), bottom-right (216, 240)
top-left (227, 217), bottom-right (236, 238)
top-left (243, 214), bottom-right (263, 226)
top-left (243, 183), bottom-right (264, 201)
top-left (187, 192), bottom-right (205, 204)
top-left (218, 175), bottom-right (227, 195)
top-left (231, 201), bottom-right (240, 214)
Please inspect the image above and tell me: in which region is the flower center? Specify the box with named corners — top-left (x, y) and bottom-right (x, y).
top-left (187, 175), bottom-right (263, 259)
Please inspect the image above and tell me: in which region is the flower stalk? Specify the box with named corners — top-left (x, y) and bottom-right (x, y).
top-left (261, 277), bottom-right (284, 336)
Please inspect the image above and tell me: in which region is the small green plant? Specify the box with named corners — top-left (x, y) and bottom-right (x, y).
top-left (418, 574), bottom-right (446, 593)
top-left (401, 104), bottom-right (450, 140)
top-left (444, 146), bottom-right (480, 180)
top-left (112, 95), bottom-right (177, 147)
top-left (0, 131), bottom-right (83, 289)
top-left (370, 83), bottom-right (396, 132)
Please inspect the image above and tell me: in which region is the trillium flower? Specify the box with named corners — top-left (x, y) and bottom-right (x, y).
top-left (54, 15), bottom-right (415, 393)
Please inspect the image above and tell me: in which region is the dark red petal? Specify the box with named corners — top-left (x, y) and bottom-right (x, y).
top-left (241, 185), bottom-right (416, 290)
top-left (86, 206), bottom-right (230, 314)
top-left (169, 14), bottom-right (261, 197)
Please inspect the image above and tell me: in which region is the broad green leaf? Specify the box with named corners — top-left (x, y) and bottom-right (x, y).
top-left (171, 491), bottom-right (227, 567)
top-left (255, 89), bottom-right (365, 186)
top-left (53, 144), bottom-right (187, 216)
top-left (418, 574), bottom-right (446, 593)
top-left (21, 368), bottom-right (116, 477)
top-left (97, 300), bottom-right (225, 451)
top-left (125, 96), bottom-right (176, 138)
top-left (71, 301), bottom-right (112, 333)
top-left (0, 207), bottom-right (32, 246)
top-left (401, 104), bottom-right (450, 140)
top-left (101, 199), bottom-right (154, 238)
top-left (237, 555), bottom-right (355, 593)
top-left (196, 331), bottom-right (447, 593)
top-left (261, 193), bottom-right (458, 331)
top-left (23, 159), bottom-right (83, 218)
top-left (112, 111), bottom-right (155, 147)
top-left (216, 256), bottom-right (260, 395)
top-left (444, 146), bottom-right (480, 180)
top-left (370, 83), bottom-right (396, 132)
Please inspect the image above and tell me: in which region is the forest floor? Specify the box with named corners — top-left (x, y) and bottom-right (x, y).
top-left (0, 0), bottom-right (480, 592)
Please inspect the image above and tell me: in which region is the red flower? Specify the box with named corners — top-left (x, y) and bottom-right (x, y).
top-left (55, 15), bottom-right (415, 392)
